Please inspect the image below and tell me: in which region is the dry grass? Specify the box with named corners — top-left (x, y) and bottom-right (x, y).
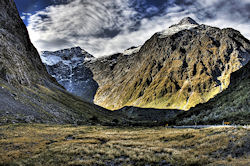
top-left (0, 124), bottom-right (249, 165)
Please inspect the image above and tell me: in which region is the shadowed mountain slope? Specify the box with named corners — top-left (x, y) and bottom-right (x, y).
top-left (0, 0), bottom-right (58, 86)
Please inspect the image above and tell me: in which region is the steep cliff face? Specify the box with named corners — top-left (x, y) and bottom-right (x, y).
top-left (0, 0), bottom-right (56, 86)
top-left (41, 47), bottom-right (98, 102)
top-left (0, 0), bottom-right (117, 125)
top-left (89, 17), bottom-right (250, 110)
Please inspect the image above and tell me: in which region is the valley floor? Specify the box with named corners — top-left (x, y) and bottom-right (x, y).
top-left (0, 124), bottom-right (249, 166)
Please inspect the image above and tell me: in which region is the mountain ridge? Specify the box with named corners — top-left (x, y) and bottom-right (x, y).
top-left (42, 18), bottom-right (250, 111)
top-left (90, 20), bottom-right (250, 110)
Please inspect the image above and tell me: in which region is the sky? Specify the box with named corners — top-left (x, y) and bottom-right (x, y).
top-left (14, 0), bottom-right (250, 57)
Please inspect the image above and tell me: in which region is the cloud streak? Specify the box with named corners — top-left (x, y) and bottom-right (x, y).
top-left (27, 0), bottom-right (250, 57)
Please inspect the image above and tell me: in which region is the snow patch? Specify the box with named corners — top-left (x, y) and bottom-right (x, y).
top-left (41, 55), bottom-right (62, 66)
top-left (123, 46), bottom-right (142, 55)
top-left (40, 47), bottom-right (95, 66)
top-left (158, 24), bottom-right (198, 38)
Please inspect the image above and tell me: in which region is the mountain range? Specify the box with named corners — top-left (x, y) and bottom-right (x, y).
top-left (42, 18), bottom-right (250, 112)
top-left (0, 0), bottom-right (249, 125)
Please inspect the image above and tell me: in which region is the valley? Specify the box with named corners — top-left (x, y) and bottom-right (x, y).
top-left (0, 0), bottom-right (249, 165)
top-left (0, 124), bottom-right (249, 166)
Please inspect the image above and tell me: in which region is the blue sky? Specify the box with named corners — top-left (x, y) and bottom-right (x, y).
top-left (14, 0), bottom-right (250, 57)
top-left (14, 0), bottom-right (54, 25)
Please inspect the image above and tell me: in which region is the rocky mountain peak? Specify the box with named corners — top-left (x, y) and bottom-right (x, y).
top-left (178, 17), bottom-right (199, 25)
top-left (169, 17), bottom-right (199, 29)
top-left (41, 47), bottom-right (98, 102)
top-left (41, 47), bottom-right (94, 66)
top-left (42, 47), bottom-right (93, 59)
top-left (159, 17), bottom-right (199, 37)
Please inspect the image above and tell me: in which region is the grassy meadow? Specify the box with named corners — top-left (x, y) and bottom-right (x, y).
top-left (0, 124), bottom-right (249, 165)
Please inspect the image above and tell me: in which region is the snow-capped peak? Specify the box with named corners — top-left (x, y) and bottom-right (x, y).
top-left (158, 17), bottom-right (199, 38)
top-left (170, 17), bottom-right (199, 28)
top-left (40, 47), bottom-right (95, 66)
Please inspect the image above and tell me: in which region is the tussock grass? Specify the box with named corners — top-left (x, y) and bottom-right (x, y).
top-left (0, 124), bottom-right (249, 165)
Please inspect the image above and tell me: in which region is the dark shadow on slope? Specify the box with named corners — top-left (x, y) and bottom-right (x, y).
top-left (112, 106), bottom-right (182, 126)
top-left (45, 63), bottom-right (99, 103)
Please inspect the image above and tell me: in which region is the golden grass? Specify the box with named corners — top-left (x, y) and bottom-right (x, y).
top-left (0, 124), bottom-right (249, 165)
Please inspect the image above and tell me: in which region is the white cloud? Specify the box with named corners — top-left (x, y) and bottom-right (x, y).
top-left (22, 12), bottom-right (32, 16)
top-left (27, 0), bottom-right (250, 57)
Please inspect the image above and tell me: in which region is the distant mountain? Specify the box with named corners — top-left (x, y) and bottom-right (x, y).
top-left (41, 47), bottom-right (98, 102)
top-left (41, 44), bottom-right (143, 103)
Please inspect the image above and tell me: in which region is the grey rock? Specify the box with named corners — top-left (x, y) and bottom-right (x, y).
top-left (169, 17), bottom-right (199, 28)
top-left (0, 0), bottom-right (58, 86)
top-left (41, 47), bottom-right (98, 102)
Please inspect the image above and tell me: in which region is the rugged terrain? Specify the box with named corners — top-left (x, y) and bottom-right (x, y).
top-left (0, 0), bottom-right (181, 125)
top-left (0, 0), bottom-right (249, 165)
top-left (39, 17), bottom-right (250, 125)
top-left (168, 60), bottom-right (250, 125)
top-left (85, 17), bottom-right (250, 110)
top-left (0, 0), bottom-right (56, 86)
top-left (45, 18), bottom-right (250, 111)
top-left (0, 0), bottom-right (249, 126)
top-left (0, 0), bottom-right (179, 125)
top-left (41, 47), bottom-right (97, 102)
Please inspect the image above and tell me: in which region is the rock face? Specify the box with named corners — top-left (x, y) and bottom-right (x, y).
top-left (84, 47), bottom-right (142, 103)
top-left (41, 47), bottom-right (98, 102)
top-left (87, 17), bottom-right (250, 110)
top-left (41, 45), bottom-right (143, 103)
top-left (0, 0), bottom-right (56, 86)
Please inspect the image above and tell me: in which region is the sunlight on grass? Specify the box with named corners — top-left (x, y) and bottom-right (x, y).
top-left (0, 124), bottom-right (249, 165)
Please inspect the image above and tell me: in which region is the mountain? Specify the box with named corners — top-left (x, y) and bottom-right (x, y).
top-left (44, 17), bottom-right (250, 111)
top-left (1, 0), bottom-right (249, 126)
top-left (0, 0), bottom-right (118, 125)
top-left (168, 60), bottom-right (250, 125)
top-left (41, 47), bottom-right (98, 102)
top-left (0, 0), bottom-right (57, 86)
top-left (86, 17), bottom-right (250, 110)
top-left (0, 0), bottom-right (178, 126)
top-left (41, 44), bottom-right (143, 103)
